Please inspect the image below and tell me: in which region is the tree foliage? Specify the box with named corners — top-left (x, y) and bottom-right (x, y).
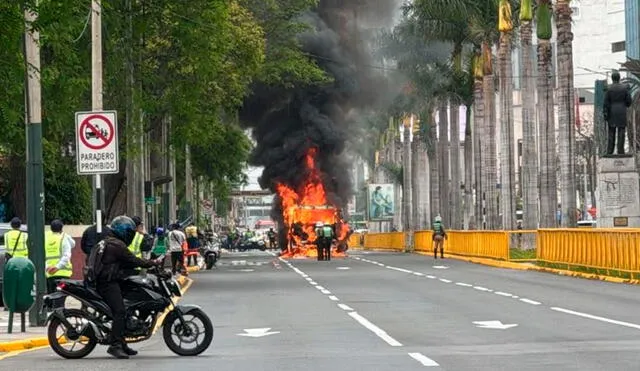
top-left (0, 0), bottom-right (326, 223)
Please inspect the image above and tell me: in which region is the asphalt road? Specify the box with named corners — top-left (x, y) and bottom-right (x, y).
top-left (2, 250), bottom-right (640, 370)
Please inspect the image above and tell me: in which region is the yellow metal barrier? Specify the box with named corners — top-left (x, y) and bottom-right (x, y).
top-left (347, 233), bottom-right (363, 248)
top-left (363, 232), bottom-right (405, 251)
top-left (537, 228), bottom-right (640, 273)
top-left (415, 230), bottom-right (509, 260)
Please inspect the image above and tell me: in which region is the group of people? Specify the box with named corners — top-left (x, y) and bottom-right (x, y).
top-left (3, 215), bottom-right (203, 359)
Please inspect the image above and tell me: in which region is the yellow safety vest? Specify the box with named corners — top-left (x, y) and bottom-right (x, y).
top-left (44, 231), bottom-right (73, 278)
top-left (5, 229), bottom-right (28, 258)
top-left (128, 232), bottom-right (144, 258)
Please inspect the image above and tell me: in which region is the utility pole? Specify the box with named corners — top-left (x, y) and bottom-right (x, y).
top-left (24, 1), bottom-right (46, 327)
top-left (185, 144), bottom-right (193, 221)
top-left (92, 0), bottom-right (104, 230)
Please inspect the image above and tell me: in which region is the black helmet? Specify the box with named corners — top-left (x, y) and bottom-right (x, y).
top-left (10, 217), bottom-right (21, 229)
top-left (110, 215), bottom-right (137, 245)
top-left (51, 219), bottom-right (64, 233)
top-left (132, 216), bottom-right (143, 227)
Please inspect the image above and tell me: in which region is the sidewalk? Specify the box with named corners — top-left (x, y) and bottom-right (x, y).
top-left (0, 273), bottom-right (194, 354)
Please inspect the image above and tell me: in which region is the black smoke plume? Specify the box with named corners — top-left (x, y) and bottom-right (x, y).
top-left (240, 1), bottom-right (399, 237)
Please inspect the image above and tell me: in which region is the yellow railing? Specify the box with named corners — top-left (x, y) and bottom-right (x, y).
top-left (537, 228), bottom-right (640, 273)
top-left (347, 233), bottom-right (363, 248)
top-left (354, 229), bottom-right (640, 274)
top-left (363, 232), bottom-right (405, 251)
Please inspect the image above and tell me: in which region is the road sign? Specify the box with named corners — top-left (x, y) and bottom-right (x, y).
top-left (75, 111), bottom-right (119, 175)
top-left (145, 197), bottom-right (156, 204)
top-left (473, 320), bottom-right (518, 330)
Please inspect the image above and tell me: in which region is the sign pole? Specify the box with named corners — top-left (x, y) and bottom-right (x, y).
top-left (24, 1), bottom-right (47, 327)
top-left (92, 0), bottom-right (104, 231)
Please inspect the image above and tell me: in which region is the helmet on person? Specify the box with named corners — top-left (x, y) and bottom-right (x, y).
top-left (109, 215), bottom-right (137, 245)
top-left (434, 215), bottom-right (442, 223)
top-left (51, 219), bottom-right (64, 233)
top-left (315, 221), bottom-right (324, 227)
top-left (132, 216), bottom-right (143, 227)
top-left (156, 227), bottom-right (165, 236)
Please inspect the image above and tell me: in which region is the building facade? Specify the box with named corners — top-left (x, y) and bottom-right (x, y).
top-left (626, 0), bottom-right (640, 59)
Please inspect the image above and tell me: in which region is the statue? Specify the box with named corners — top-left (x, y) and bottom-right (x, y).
top-left (604, 70), bottom-right (632, 155)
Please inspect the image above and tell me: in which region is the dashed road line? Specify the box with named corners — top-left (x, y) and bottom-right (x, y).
top-left (338, 303), bottom-right (354, 311)
top-left (409, 352), bottom-right (440, 367)
top-left (329, 295), bottom-right (339, 301)
top-left (455, 282), bottom-right (472, 287)
top-left (520, 298), bottom-right (542, 305)
top-left (439, 278), bottom-right (452, 283)
top-left (551, 307), bottom-right (640, 330)
top-left (348, 312), bottom-right (403, 347)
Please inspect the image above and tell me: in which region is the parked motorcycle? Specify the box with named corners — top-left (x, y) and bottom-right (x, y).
top-left (43, 264), bottom-right (213, 359)
top-left (199, 238), bottom-right (221, 270)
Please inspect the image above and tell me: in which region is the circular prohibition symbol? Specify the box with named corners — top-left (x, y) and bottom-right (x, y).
top-left (79, 114), bottom-right (115, 150)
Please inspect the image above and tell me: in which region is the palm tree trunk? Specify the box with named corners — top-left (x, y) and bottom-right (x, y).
top-left (429, 116), bottom-right (440, 223)
top-left (482, 42), bottom-right (499, 229)
top-left (520, 20), bottom-right (539, 231)
top-left (555, 0), bottom-right (577, 227)
top-left (499, 32), bottom-right (517, 230)
top-left (464, 105), bottom-right (473, 229)
top-left (537, 40), bottom-right (559, 227)
top-left (438, 102), bottom-right (450, 225)
top-left (413, 138), bottom-right (429, 229)
top-left (450, 102), bottom-right (462, 229)
top-left (473, 79), bottom-right (484, 229)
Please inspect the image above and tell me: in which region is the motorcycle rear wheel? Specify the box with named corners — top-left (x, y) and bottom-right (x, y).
top-left (163, 308), bottom-right (213, 356)
top-left (47, 309), bottom-right (97, 359)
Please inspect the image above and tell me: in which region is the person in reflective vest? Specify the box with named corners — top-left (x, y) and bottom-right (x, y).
top-left (432, 215), bottom-right (447, 259)
top-left (314, 221), bottom-right (334, 261)
top-left (5, 217), bottom-right (28, 259)
top-left (128, 216), bottom-right (145, 259)
top-left (45, 219), bottom-right (74, 308)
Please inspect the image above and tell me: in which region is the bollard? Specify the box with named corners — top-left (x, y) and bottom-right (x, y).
top-left (2, 257), bottom-right (35, 333)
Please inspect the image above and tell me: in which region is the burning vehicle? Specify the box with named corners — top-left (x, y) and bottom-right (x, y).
top-left (277, 148), bottom-right (351, 259)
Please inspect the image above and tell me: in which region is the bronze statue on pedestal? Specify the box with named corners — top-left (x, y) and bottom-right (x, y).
top-left (604, 71), bottom-right (632, 155)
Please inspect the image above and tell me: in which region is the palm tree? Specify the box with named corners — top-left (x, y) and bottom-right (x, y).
top-left (472, 49), bottom-right (485, 229)
top-left (555, 0), bottom-right (577, 227)
top-left (536, 0), bottom-right (558, 227)
top-left (498, 0), bottom-right (517, 230)
top-left (520, 0), bottom-right (539, 232)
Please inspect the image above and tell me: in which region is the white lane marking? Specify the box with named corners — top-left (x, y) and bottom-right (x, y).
top-left (550, 307), bottom-right (640, 330)
top-left (456, 282), bottom-right (472, 287)
top-left (316, 286), bottom-right (326, 290)
top-left (337, 267), bottom-right (351, 270)
top-left (338, 303), bottom-right (354, 311)
top-left (413, 272), bottom-right (424, 276)
top-left (432, 266), bottom-right (449, 269)
top-left (387, 266), bottom-right (413, 273)
top-left (520, 298), bottom-right (542, 305)
top-left (309, 281), bottom-right (318, 285)
top-left (408, 352), bottom-right (440, 367)
top-left (495, 291), bottom-right (513, 297)
top-left (473, 286), bottom-right (492, 292)
top-left (348, 312), bottom-right (403, 347)
top-left (426, 275), bottom-right (436, 279)
top-left (305, 277), bottom-right (313, 281)
top-left (320, 289), bottom-right (332, 295)
top-left (439, 279), bottom-right (452, 283)
top-left (329, 296), bottom-right (339, 301)
top-left (512, 296), bottom-right (520, 299)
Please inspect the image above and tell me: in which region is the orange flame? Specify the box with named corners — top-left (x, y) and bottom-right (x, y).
top-left (277, 147), bottom-right (350, 259)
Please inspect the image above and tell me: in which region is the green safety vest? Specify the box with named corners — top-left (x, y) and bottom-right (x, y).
top-left (128, 232), bottom-right (144, 258)
top-left (45, 231), bottom-right (73, 278)
top-left (153, 236), bottom-right (167, 255)
top-left (317, 226), bottom-right (333, 238)
top-left (5, 229), bottom-right (28, 258)
top-left (432, 221), bottom-right (443, 234)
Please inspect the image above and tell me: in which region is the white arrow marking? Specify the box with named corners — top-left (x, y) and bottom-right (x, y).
top-left (432, 265), bottom-right (449, 269)
top-left (473, 320), bottom-right (518, 330)
top-left (237, 328), bottom-right (281, 337)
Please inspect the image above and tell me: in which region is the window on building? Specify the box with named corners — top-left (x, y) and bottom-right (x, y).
top-left (612, 41), bottom-right (626, 53)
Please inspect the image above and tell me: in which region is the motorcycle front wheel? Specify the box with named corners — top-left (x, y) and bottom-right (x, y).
top-left (47, 309), bottom-right (97, 359)
top-left (205, 254), bottom-right (216, 270)
top-left (162, 308), bottom-right (213, 356)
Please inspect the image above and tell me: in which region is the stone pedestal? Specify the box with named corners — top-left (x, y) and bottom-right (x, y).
top-left (595, 156), bottom-right (640, 227)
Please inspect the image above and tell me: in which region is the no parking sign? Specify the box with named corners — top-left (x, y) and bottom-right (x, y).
top-left (75, 111), bottom-right (119, 175)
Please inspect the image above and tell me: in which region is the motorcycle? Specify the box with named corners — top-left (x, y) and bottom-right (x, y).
top-left (43, 264), bottom-right (213, 359)
top-left (199, 238), bottom-right (221, 270)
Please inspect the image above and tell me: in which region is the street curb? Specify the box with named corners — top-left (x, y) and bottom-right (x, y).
top-left (417, 252), bottom-right (640, 285)
top-left (0, 274), bottom-right (194, 354)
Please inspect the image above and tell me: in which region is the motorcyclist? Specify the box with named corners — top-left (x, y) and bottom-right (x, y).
top-left (95, 215), bottom-right (162, 359)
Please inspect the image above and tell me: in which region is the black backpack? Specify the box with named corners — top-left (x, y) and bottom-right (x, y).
top-left (84, 240), bottom-right (107, 287)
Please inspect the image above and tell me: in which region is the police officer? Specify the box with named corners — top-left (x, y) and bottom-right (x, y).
top-left (314, 221), bottom-right (334, 261)
top-left (44, 219), bottom-right (74, 308)
top-left (95, 215), bottom-right (161, 359)
top-left (4, 217), bottom-right (27, 259)
top-left (432, 215), bottom-right (447, 259)
top-left (128, 216), bottom-right (145, 258)
top-left (267, 228), bottom-right (277, 249)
